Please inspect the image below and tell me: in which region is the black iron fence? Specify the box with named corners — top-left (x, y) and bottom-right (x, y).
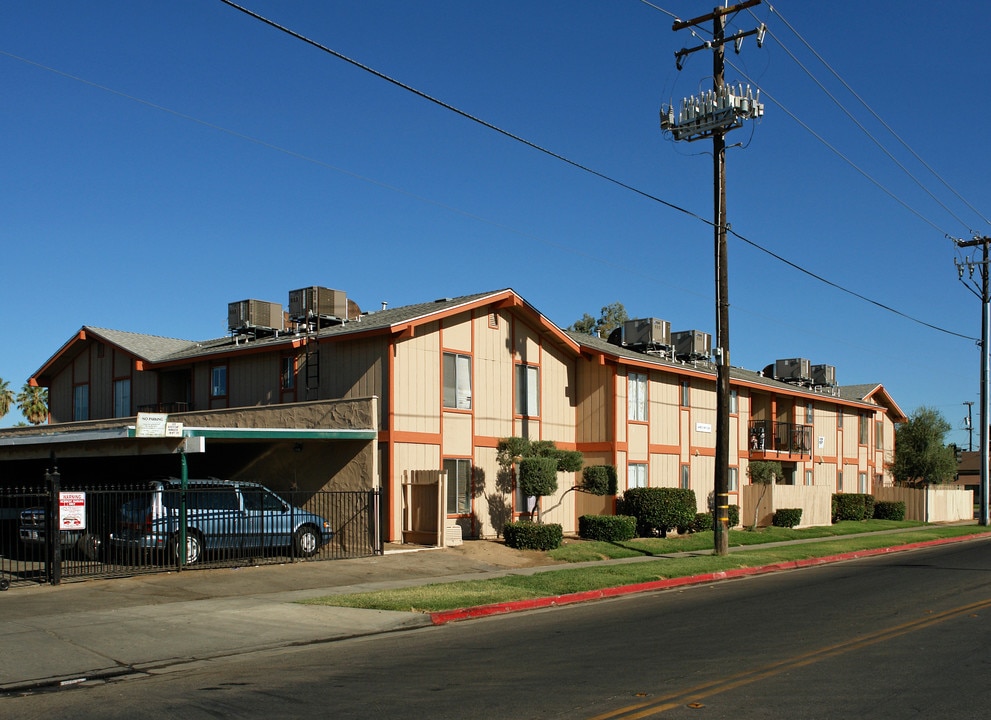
top-left (0, 480), bottom-right (382, 588)
top-left (748, 420), bottom-right (813, 456)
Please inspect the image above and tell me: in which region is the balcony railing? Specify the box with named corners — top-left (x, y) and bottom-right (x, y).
top-left (136, 402), bottom-right (191, 414)
top-left (748, 420), bottom-right (812, 457)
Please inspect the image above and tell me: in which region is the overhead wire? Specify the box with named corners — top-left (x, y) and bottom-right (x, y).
top-left (760, 3), bottom-right (991, 232)
top-left (216, 0), bottom-right (976, 342)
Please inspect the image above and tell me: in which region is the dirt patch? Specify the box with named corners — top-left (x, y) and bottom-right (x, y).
top-left (446, 539), bottom-right (567, 568)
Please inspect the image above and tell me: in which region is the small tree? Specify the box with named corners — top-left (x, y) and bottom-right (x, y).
top-left (496, 437), bottom-right (585, 523)
top-left (890, 406), bottom-right (957, 487)
top-left (569, 302), bottom-right (629, 337)
top-left (746, 460), bottom-right (782, 530)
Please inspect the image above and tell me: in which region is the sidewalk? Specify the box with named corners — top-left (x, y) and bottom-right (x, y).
top-left (1, 528), bottom-right (987, 694)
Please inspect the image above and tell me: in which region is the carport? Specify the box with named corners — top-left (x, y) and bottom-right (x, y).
top-left (0, 399), bottom-right (382, 587)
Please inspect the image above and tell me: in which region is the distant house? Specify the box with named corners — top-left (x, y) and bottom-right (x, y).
top-left (10, 286), bottom-right (906, 542)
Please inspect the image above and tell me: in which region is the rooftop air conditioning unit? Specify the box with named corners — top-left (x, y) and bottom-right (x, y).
top-left (672, 330), bottom-right (711, 359)
top-left (228, 299), bottom-right (284, 333)
top-left (775, 358), bottom-right (812, 383)
top-left (623, 318), bottom-right (671, 347)
top-left (812, 364), bottom-right (837, 387)
top-left (288, 286), bottom-right (348, 320)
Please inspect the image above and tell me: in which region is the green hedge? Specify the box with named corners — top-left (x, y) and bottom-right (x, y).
top-left (581, 465), bottom-right (618, 496)
top-left (578, 514), bottom-right (636, 541)
top-left (622, 487), bottom-right (697, 538)
top-left (832, 493), bottom-right (875, 522)
top-left (503, 521), bottom-right (563, 550)
top-left (677, 512), bottom-right (713, 534)
top-left (873, 500), bottom-right (906, 521)
top-left (772, 508), bottom-right (803, 528)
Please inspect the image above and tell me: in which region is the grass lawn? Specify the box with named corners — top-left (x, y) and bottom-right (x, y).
top-left (301, 523), bottom-right (989, 614)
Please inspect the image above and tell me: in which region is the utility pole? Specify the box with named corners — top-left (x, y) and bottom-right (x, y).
top-left (955, 237), bottom-right (990, 526)
top-left (964, 400), bottom-right (974, 452)
top-left (662, 1), bottom-right (765, 555)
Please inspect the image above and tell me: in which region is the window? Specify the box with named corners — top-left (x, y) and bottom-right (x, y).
top-left (729, 388), bottom-right (738, 414)
top-left (443, 458), bottom-right (472, 515)
top-left (515, 364), bottom-right (539, 416)
top-left (805, 469), bottom-right (814, 486)
top-left (443, 353), bottom-right (472, 410)
top-left (837, 409), bottom-right (844, 429)
top-left (627, 463), bottom-right (647, 489)
top-left (875, 421), bottom-right (884, 450)
top-left (806, 402), bottom-right (813, 424)
top-left (680, 380), bottom-right (690, 407)
top-left (836, 470), bottom-right (843, 492)
top-left (280, 356), bottom-right (295, 390)
top-left (680, 465), bottom-right (690, 489)
top-left (211, 365), bottom-right (227, 398)
top-left (628, 372), bottom-right (647, 421)
top-left (113, 379), bottom-right (131, 418)
top-left (859, 413), bottom-right (869, 444)
top-left (73, 384), bottom-right (89, 421)
top-left (729, 467), bottom-right (738, 492)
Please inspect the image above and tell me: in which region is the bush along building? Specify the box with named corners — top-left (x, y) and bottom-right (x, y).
top-left (14, 287), bottom-right (906, 543)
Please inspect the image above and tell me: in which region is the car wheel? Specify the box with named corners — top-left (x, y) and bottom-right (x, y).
top-left (294, 526), bottom-right (320, 557)
top-left (77, 532), bottom-right (103, 561)
top-left (173, 531), bottom-right (203, 565)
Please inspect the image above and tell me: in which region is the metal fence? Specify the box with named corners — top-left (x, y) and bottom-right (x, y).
top-left (0, 479), bottom-right (382, 588)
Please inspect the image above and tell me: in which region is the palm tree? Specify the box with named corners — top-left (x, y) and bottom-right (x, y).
top-left (16, 383), bottom-right (49, 425)
top-left (0, 377), bottom-right (14, 420)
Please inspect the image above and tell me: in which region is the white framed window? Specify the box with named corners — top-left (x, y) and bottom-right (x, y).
top-left (806, 402), bottom-right (813, 424)
top-left (628, 372), bottom-right (647, 421)
top-left (858, 472), bottom-right (868, 493)
top-left (680, 464), bottom-right (690, 489)
top-left (515, 364), bottom-right (539, 417)
top-left (680, 380), bottom-right (690, 407)
top-left (836, 470), bottom-right (843, 492)
top-left (211, 365), bottom-right (227, 398)
top-left (443, 458), bottom-right (472, 515)
top-left (729, 467), bottom-right (738, 492)
top-left (859, 414), bottom-right (869, 444)
top-left (627, 463), bottom-right (647, 489)
top-left (729, 388), bottom-right (738, 414)
top-left (805, 469), bottom-right (814, 486)
top-left (443, 353), bottom-right (472, 410)
top-left (113, 379), bottom-right (131, 418)
top-left (280, 356), bottom-right (295, 390)
top-left (73, 384), bottom-right (89, 421)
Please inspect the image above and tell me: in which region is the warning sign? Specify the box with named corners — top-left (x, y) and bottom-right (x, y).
top-left (59, 492), bottom-right (86, 530)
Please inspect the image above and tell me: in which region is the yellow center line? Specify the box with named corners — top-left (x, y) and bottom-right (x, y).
top-left (587, 596), bottom-right (991, 720)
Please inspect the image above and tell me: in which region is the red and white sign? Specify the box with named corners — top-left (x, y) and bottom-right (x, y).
top-left (59, 492), bottom-right (86, 530)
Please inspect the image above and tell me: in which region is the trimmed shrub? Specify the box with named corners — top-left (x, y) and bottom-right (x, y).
top-left (678, 512), bottom-right (713, 534)
top-left (832, 493), bottom-right (874, 522)
top-left (578, 514), bottom-right (636, 541)
top-left (873, 500), bottom-right (907, 521)
top-left (503, 521), bottom-right (563, 550)
top-left (582, 465), bottom-right (618, 496)
top-left (518, 456), bottom-right (560, 498)
top-left (772, 508), bottom-right (803, 528)
top-left (728, 504), bottom-right (740, 528)
top-left (622, 487), bottom-right (697, 538)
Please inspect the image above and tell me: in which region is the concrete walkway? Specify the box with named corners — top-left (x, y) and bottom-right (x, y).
top-left (2, 528), bottom-right (987, 694)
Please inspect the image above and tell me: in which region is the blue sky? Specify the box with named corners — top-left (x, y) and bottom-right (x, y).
top-left (1, 1), bottom-right (987, 446)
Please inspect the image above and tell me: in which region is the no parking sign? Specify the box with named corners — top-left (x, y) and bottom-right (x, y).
top-left (59, 492), bottom-right (86, 530)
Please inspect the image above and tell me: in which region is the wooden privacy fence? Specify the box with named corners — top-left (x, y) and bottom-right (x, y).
top-left (742, 483), bottom-right (833, 528)
top-left (402, 469), bottom-right (450, 546)
top-left (874, 486), bottom-right (974, 523)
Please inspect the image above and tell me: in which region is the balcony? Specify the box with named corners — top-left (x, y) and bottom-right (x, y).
top-left (748, 420), bottom-right (812, 458)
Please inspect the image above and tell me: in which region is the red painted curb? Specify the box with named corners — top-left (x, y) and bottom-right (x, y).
top-left (429, 531), bottom-right (991, 625)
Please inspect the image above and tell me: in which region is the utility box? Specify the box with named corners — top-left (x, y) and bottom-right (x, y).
top-left (775, 358), bottom-right (812, 383)
top-left (228, 299), bottom-right (284, 333)
top-left (812, 364), bottom-right (836, 386)
top-left (623, 318), bottom-right (671, 347)
top-left (289, 286), bottom-right (348, 320)
top-left (672, 330), bottom-right (711, 359)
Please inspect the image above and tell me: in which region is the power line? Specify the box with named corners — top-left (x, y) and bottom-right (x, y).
top-left (217, 0), bottom-right (976, 342)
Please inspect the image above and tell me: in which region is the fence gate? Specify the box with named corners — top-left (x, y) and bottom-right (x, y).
top-left (402, 469), bottom-right (448, 546)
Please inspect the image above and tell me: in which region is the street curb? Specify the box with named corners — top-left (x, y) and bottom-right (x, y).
top-left (429, 531), bottom-right (991, 625)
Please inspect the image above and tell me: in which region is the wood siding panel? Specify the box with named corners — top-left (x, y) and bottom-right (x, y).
top-left (628, 423), bottom-right (648, 462)
top-left (321, 335), bottom-right (388, 425)
top-left (649, 374), bottom-right (679, 446)
top-left (442, 314), bottom-right (472, 353)
top-left (474, 310), bottom-right (513, 440)
top-left (539, 344), bottom-right (575, 444)
top-left (577, 360), bottom-right (613, 444)
top-left (392, 329), bottom-right (440, 434)
top-left (442, 411), bottom-right (472, 457)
